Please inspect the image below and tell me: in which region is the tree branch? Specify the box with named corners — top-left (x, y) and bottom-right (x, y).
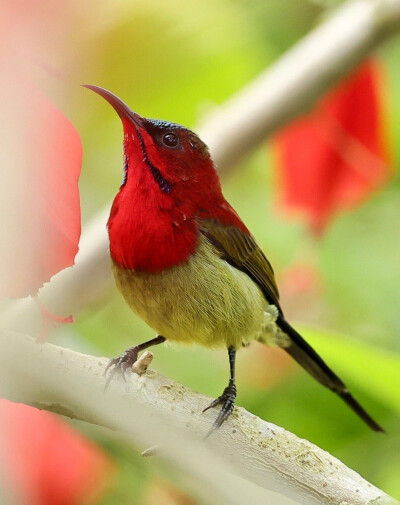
top-left (0, 331), bottom-right (397, 505)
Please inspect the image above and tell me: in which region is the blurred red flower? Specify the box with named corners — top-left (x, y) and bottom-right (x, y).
top-left (0, 400), bottom-right (112, 505)
top-left (274, 60), bottom-right (391, 235)
top-left (0, 1), bottom-right (82, 299)
top-left (0, 82), bottom-right (82, 299)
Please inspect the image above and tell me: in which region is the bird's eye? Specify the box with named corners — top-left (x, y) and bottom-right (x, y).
top-left (162, 132), bottom-right (179, 148)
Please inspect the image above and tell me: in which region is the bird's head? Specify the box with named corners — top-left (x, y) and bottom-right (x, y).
top-left (83, 85), bottom-right (221, 203)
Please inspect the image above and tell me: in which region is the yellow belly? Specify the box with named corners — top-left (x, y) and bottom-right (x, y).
top-left (112, 235), bottom-right (275, 349)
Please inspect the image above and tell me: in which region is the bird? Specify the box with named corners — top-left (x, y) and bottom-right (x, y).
top-left (84, 84), bottom-right (383, 434)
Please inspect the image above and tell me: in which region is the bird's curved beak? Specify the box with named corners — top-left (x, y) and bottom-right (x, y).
top-left (83, 85), bottom-right (144, 128)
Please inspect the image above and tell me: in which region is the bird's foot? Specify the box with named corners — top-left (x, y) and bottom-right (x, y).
top-left (104, 336), bottom-right (166, 390)
top-left (104, 346), bottom-right (139, 389)
top-left (203, 380), bottom-right (237, 436)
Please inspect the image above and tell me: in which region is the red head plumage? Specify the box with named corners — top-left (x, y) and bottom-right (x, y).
top-left (83, 85), bottom-right (248, 271)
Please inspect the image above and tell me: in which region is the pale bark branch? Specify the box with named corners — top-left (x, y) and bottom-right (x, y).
top-left (0, 331), bottom-right (398, 505)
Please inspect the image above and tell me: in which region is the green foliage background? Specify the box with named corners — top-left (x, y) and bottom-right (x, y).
top-left (64, 0), bottom-right (400, 502)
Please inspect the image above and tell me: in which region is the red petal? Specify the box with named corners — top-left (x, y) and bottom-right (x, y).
top-left (1, 79), bottom-right (82, 298)
top-left (0, 400), bottom-right (112, 505)
top-left (273, 60), bottom-right (391, 235)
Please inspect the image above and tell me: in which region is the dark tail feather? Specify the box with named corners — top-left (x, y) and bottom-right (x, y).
top-left (277, 315), bottom-right (384, 433)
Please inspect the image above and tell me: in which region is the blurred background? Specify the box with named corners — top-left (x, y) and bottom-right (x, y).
top-left (1, 0), bottom-right (400, 503)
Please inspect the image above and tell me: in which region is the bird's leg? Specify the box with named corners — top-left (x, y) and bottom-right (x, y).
top-left (105, 335), bottom-right (166, 385)
top-left (203, 346), bottom-right (237, 435)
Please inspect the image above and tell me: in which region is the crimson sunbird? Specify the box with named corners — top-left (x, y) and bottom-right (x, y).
top-left (84, 85), bottom-right (383, 434)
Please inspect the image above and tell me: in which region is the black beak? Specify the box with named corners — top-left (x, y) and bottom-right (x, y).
top-left (83, 85), bottom-right (144, 128)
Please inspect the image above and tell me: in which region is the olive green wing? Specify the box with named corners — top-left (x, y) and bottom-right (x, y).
top-left (199, 219), bottom-right (281, 311)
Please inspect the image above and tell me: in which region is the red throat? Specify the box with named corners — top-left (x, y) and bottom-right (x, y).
top-left (107, 120), bottom-right (198, 272)
top-left (107, 120), bottom-right (248, 273)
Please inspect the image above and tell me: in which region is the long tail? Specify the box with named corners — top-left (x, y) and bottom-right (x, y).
top-left (276, 315), bottom-right (384, 432)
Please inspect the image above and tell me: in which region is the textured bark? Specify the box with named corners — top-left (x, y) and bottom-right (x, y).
top-left (0, 331), bottom-right (397, 505)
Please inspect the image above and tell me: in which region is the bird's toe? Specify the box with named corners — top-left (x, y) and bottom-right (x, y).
top-left (203, 381), bottom-right (237, 437)
top-left (103, 347), bottom-right (139, 389)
